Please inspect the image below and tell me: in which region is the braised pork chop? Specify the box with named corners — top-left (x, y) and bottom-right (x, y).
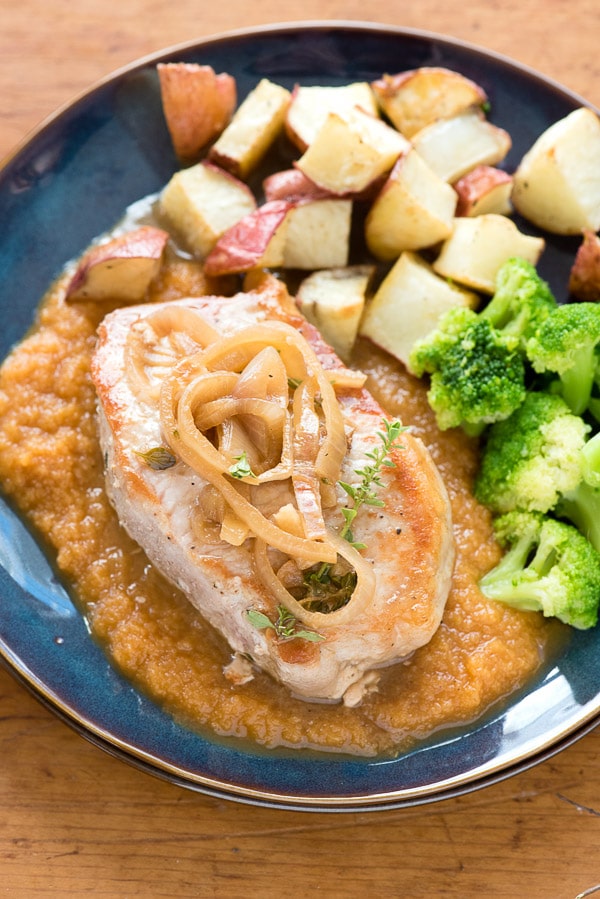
top-left (91, 278), bottom-right (455, 704)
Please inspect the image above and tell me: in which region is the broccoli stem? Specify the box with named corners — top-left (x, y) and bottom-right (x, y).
top-left (560, 343), bottom-right (597, 415)
top-left (558, 482), bottom-right (600, 554)
top-left (581, 432), bottom-right (600, 487)
top-left (479, 532), bottom-right (543, 610)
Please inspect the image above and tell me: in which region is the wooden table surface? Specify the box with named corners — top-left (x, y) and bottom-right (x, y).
top-left (2, 2), bottom-right (600, 897)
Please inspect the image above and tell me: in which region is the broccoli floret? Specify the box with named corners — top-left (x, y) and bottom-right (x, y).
top-left (479, 510), bottom-right (600, 629)
top-left (557, 430), bottom-right (600, 554)
top-left (474, 392), bottom-right (590, 514)
top-left (408, 306), bottom-right (526, 434)
top-left (526, 302), bottom-right (600, 415)
top-left (480, 256), bottom-right (557, 346)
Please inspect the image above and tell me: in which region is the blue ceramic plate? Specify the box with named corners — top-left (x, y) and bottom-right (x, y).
top-left (1, 22), bottom-right (599, 811)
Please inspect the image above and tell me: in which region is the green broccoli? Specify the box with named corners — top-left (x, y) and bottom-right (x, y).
top-left (408, 306), bottom-right (526, 434)
top-left (589, 369), bottom-right (600, 422)
top-left (474, 391), bottom-right (590, 514)
top-left (479, 510), bottom-right (600, 630)
top-left (557, 430), bottom-right (600, 554)
top-left (580, 430), bottom-right (600, 487)
top-left (480, 256), bottom-right (557, 347)
top-left (526, 302), bottom-right (600, 415)
top-left (475, 396), bottom-right (600, 555)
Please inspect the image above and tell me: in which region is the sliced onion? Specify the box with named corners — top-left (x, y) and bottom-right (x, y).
top-left (152, 316), bottom-right (364, 574)
top-left (325, 367), bottom-right (367, 391)
top-left (291, 380), bottom-right (327, 540)
top-left (125, 306), bottom-right (219, 401)
top-left (233, 345), bottom-right (289, 403)
top-left (314, 368), bottom-right (348, 485)
top-left (220, 507), bottom-right (250, 546)
top-left (160, 370), bottom-right (337, 564)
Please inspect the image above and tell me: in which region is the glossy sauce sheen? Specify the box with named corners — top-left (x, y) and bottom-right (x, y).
top-left (0, 253), bottom-right (559, 756)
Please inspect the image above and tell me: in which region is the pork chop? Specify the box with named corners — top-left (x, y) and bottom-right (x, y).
top-left (91, 276), bottom-right (455, 705)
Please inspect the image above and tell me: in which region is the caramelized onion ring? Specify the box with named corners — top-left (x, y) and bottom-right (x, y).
top-left (160, 369), bottom-right (337, 564)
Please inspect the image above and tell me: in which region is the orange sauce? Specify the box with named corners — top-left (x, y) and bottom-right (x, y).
top-left (0, 251), bottom-right (560, 756)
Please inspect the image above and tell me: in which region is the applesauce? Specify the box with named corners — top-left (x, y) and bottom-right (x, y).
top-left (0, 250), bottom-right (560, 756)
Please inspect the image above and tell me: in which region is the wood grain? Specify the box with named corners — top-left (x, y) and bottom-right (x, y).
top-left (2, 2), bottom-right (600, 897)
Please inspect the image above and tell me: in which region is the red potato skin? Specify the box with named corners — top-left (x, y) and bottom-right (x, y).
top-left (263, 166), bottom-right (384, 204)
top-left (290, 161), bottom-right (387, 202)
top-left (65, 226), bottom-right (169, 299)
top-left (453, 165), bottom-right (513, 216)
top-left (263, 168), bottom-right (333, 203)
top-left (569, 230), bottom-right (600, 301)
top-left (157, 62), bottom-right (236, 161)
top-left (203, 200), bottom-right (292, 276)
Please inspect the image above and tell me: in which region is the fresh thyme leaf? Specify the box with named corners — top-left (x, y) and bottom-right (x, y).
top-left (347, 538), bottom-right (367, 551)
top-left (364, 496), bottom-right (386, 509)
top-left (246, 609), bottom-right (273, 630)
top-left (341, 507), bottom-right (356, 525)
top-left (229, 451), bottom-right (256, 480)
top-left (135, 446), bottom-right (177, 470)
top-left (293, 629), bottom-right (326, 642)
top-left (273, 606), bottom-right (325, 641)
top-left (246, 605), bottom-right (325, 642)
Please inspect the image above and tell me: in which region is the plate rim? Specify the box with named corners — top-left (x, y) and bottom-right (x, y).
top-left (4, 650), bottom-right (600, 812)
top-left (1, 19), bottom-right (599, 811)
top-left (2, 19), bottom-right (595, 172)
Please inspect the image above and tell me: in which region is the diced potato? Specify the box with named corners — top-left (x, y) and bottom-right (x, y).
top-left (297, 265), bottom-right (375, 360)
top-left (371, 66), bottom-right (488, 138)
top-left (454, 165), bottom-right (513, 217)
top-left (568, 230), bottom-right (600, 301)
top-left (66, 226), bottom-right (169, 302)
top-left (365, 149), bottom-right (457, 260)
top-left (159, 161), bottom-right (256, 257)
top-left (359, 251), bottom-right (478, 368)
top-left (296, 106), bottom-right (409, 195)
top-left (282, 199), bottom-right (352, 270)
top-left (157, 62), bottom-right (236, 160)
top-left (412, 110), bottom-right (511, 182)
top-left (285, 82), bottom-right (378, 150)
top-left (512, 106), bottom-right (600, 234)
top-left (208, 78), bottom-right (291, 179)
top-left (204, 200), bottom-right (292, 275)
top-left (432, 215), bottom-right (545, 293)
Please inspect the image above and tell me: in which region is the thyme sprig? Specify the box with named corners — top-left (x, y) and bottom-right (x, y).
top-left (337, 418), bottom-right (407, 549)
top-left (246, 606), bottom-right (325, 643)
top-left (302, 418), bottom-right (407, 601)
